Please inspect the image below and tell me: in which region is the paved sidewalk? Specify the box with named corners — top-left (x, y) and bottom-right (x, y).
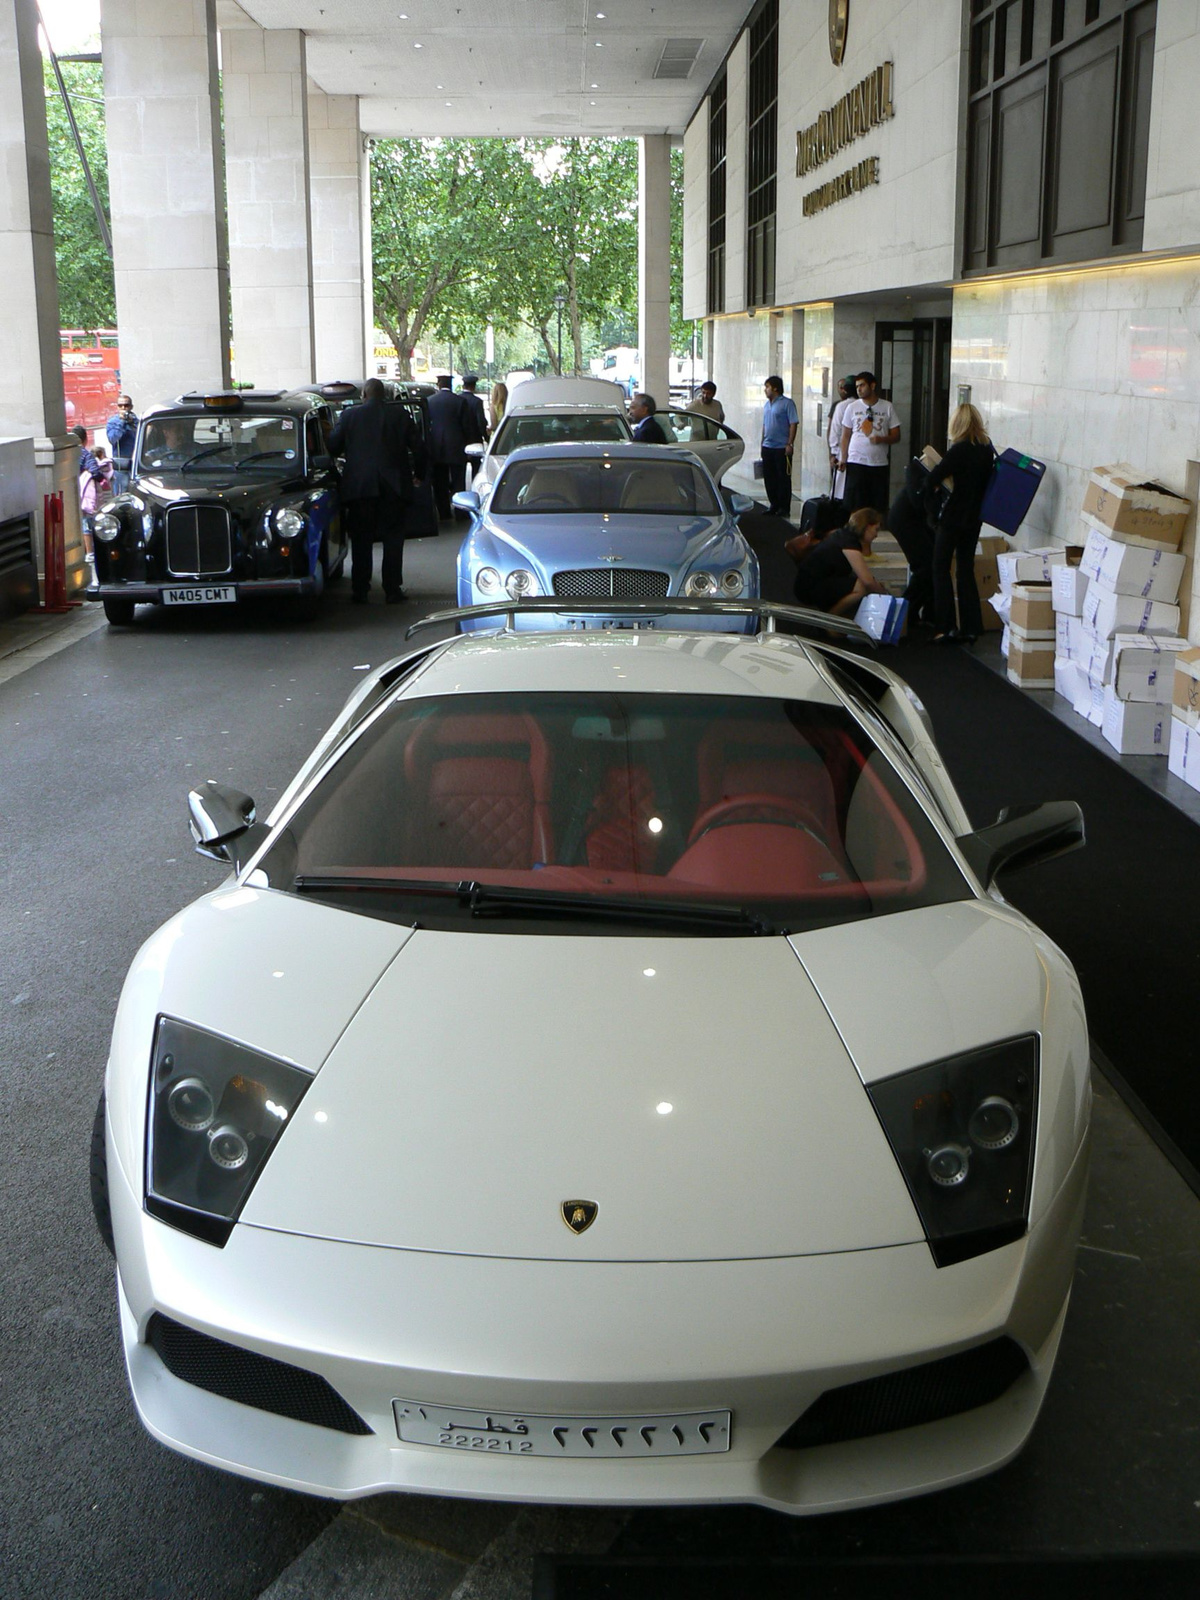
top-left (0, 600), bottom-right (106, 687)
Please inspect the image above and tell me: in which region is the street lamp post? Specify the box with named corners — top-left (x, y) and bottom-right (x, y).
top-left (554, 291), bottom-right (566, 375)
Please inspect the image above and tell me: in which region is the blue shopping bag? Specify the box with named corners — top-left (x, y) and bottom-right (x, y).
top-left (855, 593), bottom-right (908, 644)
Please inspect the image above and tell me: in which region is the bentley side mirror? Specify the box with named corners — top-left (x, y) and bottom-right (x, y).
top-left (188, 782), bottom-right (265, 869)
top-left (956, 802), bottom-right (1084, 889)
top-left (452, 490), bottom-right (482, 515)
top-left (726, 492), bottom-right (755, 517)
top-left (464, 443), bottom-right (485, 459)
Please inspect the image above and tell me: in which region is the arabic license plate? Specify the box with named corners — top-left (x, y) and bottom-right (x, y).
top-left (393, 1401), bottom-right (730, 1458)
top-left (162, 585), bottom-right (236, 605)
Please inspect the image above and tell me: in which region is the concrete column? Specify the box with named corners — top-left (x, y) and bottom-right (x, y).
top-left (361, 140), bottom-right (376, 375)
top-left (1, 0), bottom-right (84, 594)
top-left (100, 0), bottom-right (231, 407)
top-left (223, 16), bottom-right (315, 389)
top-left (307, 83), bottom-right (366, 380)
top-left (638, 134), bottom-right (672, 409)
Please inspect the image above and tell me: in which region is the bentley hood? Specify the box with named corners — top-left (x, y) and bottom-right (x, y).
top-left (240, 928), bottom-right (925, 1261)
top-left (486, 512), bottom-right (731, 576)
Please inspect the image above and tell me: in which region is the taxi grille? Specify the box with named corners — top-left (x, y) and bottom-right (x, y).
top-left (553, 568), bottom-right (669, 600)
top-left (774, 1337), bottom-right (1029, 1450)
top-left (166, 505), bottom-right (232, 576)
top-left (146, 1313), bottom-right (373, 1435)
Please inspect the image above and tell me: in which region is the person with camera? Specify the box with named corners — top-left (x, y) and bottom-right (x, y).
top-left (838, 371), bottom-right (899, 516)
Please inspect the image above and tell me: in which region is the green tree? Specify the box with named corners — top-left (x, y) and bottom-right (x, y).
top-left (43, 58), bottom-right (115, 328)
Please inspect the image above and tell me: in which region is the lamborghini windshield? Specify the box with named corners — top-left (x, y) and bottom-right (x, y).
top-left (262, 691), bottom-right (970, 935)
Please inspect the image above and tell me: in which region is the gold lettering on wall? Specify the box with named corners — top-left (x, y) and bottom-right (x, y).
top-left (802, 155), bottom-right (881, 217)
top-left (795, 62), bottom-right (894, 178)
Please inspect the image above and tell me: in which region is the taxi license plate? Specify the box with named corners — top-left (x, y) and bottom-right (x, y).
top-left (162, 585), bottom-right (236, 605)
top-left (393, 1401), bottom-right (730, 1458)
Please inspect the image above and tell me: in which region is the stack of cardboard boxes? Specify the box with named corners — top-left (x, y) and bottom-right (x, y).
top-left (990, 546), bottom-right (1069, 686)
top-left (1041, 464), bottom-right (1191, 758)
top-left (1168, 646), bottom-right (1200, 790)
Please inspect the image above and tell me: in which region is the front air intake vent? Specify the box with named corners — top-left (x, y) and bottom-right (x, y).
top-left (775, 1337), bottom-right (1029, 1450)
top-left (654, 38), bottom-right (704, 80)
top-left (146, 1314), bottom-right (373, 1435)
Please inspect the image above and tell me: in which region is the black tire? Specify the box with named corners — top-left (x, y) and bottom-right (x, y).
top-left (90, 1092), bottom-right (116, 1256)
top-left (102, 597), bottom-right (136, 626)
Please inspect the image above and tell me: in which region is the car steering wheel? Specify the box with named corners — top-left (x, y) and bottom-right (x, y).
top-left (686, 793), bottom-right (828, 847)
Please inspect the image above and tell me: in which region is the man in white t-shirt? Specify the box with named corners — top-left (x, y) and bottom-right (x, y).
top-left (826, 374), bottom-right (856, 498)
top-left (839, 370), bottom-right (900, 515)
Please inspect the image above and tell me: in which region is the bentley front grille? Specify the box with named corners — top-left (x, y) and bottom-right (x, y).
top-left (166, 505), bottom-right (232, 576)
top-left (553, 568), bottom-right (670, 600)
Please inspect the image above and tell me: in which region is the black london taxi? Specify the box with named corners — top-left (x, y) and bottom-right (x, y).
top-left (87, 389), bottom-right (346, 625)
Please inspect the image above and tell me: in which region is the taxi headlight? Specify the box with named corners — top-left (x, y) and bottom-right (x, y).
top-left (684, 571), bottom-right (718, 597)
top-left (94, 512), bottom-right (122, 543)
top-left (505, 569), bottom-right (536, 598)
top-left (867, 1035), bottom-right (1038, 1267)
top-left (476, 566), bottom-right (501, 594)
top-left (146, 1017), bottom-right (310, 1247)
top-left (273, 507), bottom-right (306, 539)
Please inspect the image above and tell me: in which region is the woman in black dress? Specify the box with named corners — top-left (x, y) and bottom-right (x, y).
top-left (793, 506), bottom-right (886, 615)
top-left (926, 404), bottom-right (995, 644)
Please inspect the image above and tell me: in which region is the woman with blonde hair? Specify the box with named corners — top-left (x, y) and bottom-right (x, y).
top-left (489, 381), bottom-right (509, 432)
top-left (925, 402), bottom-right (995, 644)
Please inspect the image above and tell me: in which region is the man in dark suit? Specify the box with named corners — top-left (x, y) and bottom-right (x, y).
top-left (427, 374), bottom-right (472, 521)
top-left (629, 393), bottom-right (667, 444)
top-left (460, 375), bottom-right (489, 447)
top-left (328, 378), bottom-right (428, 604)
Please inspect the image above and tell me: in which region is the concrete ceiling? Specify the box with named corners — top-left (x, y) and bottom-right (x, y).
top-left (223, 1), bottom-right (747, 137)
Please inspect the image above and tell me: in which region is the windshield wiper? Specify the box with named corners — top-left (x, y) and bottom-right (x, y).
top-left (292, 875), bottom-right (776, 933)
top-left (235, 450), bottom-right (293, 471)
top-left (178, 444), bottom-right (235, 471)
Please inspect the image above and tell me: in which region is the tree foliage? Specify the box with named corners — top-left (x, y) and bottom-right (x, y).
top-left (43, 59), bottom-right (115, 328)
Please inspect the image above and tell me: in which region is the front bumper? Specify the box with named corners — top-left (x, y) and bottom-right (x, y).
top-left (86, 577), bottom-right (318, 604)
top-left (110, 1133), bottom-right (1088, 1513)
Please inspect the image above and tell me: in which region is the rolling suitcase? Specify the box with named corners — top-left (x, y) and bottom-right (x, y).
top-left (798, 495), bottom-right (844, 536)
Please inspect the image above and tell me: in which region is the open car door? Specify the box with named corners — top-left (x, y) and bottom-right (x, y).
top-left (389, 390), bottom-right (438, 538)
top-left (660, 410), bottom-right (745, 483)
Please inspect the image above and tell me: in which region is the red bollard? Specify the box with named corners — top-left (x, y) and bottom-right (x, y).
top-left (39, 491), bottom-right (81, 613)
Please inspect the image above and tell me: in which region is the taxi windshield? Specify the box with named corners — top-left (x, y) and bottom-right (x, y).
top-left (263, 690), bottom-right (970, 936)
top-left (137, 414), bottom-right (302, 475)
top-left (491, 457), bottom-right (721, 517)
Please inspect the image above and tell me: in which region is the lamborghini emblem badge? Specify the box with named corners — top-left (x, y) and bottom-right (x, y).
top-left (561, 1199), bottom-right (598, 1235)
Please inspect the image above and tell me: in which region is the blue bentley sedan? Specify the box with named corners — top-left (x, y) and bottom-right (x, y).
top-left (453, 443), bottom-right (759, 632)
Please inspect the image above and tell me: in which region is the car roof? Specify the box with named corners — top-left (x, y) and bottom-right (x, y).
top-left (507, 375), bottom-right (627, 406)
top-left (150, 389), bottom-right (325, 420)
top-left (503, 403), bottom-right (628, 417)
top-left (403, 628), bottom-right (837, 705)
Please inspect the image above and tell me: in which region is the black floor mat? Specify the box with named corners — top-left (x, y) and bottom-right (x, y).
top-left (535, 1553), bottom-right (1200, 1600)
top-left (743, 507), bottom-right (1200, 1185)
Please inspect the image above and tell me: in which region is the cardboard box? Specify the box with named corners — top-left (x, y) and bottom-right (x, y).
top-left (1081, 464), bottom-right (1191, 551)
top-left (1077, 625), bottom-right (1115, 685)
top-left (1073, 675), bottom-right (1106, 726)
top-left (1056, 614), bottom-right (1085, 661)
top-left (1080, 586), bottom-right (1180, 640)
top-left (1007, 634), bottom-right (1055, 687)
top-left (1055, 657), bottom-right (1087, 704)
top-left (1009, 582), bottom-right (1055, 637)
top-left (1102, 689), bottom-right (1170, 755)
top-left (996, 547), bottom-right (1068, 594)
top-left (975, 555), bottom-right (1004, 631)
top-left (1078, 527), bottom-right (1185, 600)
top-left (1169, 717), bottom-right (1200, 791)
top-left (978, 533), bottom-right (1008, 561)
top-left (1000, 624), bottom-right (1009, 660)
top-left (1051, 565), bottom-right (1090, 616)
top-left (1110, 633), bottom-right (1190, 703)
top-left (1172, 648), bottom-right (1200, 728)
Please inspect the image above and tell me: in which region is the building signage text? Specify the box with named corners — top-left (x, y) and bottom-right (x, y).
top-left (802, 155), bottom-right (880, 217)
top-left (795, 62), bottom-right (894, 178)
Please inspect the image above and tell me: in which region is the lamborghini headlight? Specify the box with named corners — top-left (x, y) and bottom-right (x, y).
top-left (145, 1017), bottom-right (311, 1246)
top-left (867, 1035), bottom-right (1038, 1267)
top-left (684, 571), bottom-right (718, 597)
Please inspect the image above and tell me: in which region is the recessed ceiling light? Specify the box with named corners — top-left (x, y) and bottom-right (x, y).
top-left (413, 41), bottom-right (422, 48)
top-left (596, 10), bottom-right (606, 16)
top-left (590, 82), bottom-right (598, 88)
top-left (445, 100), bottom-right (452, 106)
top-left (590, 100), bottom-right (596, 106)
top-left (595, 40), bottom-right (603, 46)
top-left (436, 84), bottom-right (443, 89)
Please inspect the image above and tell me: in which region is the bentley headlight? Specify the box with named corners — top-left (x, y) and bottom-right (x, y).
top-left (505, 568), bottom-right (536, 598)
top-left (868, 1035), bottom-right (1038, 1266)
top-left (274, 506), bottom-right (306, 539)
top-left (720, 568), bottom-right (745, 596)
top-left (476, 566), bottom-right (501, 594)
top-left (684, 571), bottom-right (718, 597)
top-left (146, 1017), bottom-right (310, 1246)
top-left (94, 512), bottom-right (122, 543)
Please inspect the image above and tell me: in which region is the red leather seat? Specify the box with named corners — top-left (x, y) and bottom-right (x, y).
top-left (695, 721), bottom-right (839, 841)
top-left (583, 765), bottom-right (659, 873)
top-left (403, 712), bottom-right (553, 869)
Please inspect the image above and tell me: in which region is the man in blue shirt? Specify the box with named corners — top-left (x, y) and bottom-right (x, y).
top-left (106, 394), bottom-right (139, 493)
top-left (761, 375), bottom-right (798, 517)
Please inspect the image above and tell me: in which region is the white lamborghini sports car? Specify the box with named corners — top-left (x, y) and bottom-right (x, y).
top-left (93, 599), bottom-right (1091, 1515)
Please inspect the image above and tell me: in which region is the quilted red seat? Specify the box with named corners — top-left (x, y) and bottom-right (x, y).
top-left (695, 720), bottom-right (839, 842)
top-left (584, 765), bottom-right (659, 873)
top-left (403, 712), bottom-right (553, 869)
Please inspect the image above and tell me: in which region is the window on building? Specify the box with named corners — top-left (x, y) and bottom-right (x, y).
top-left (746, 0), bottom-right (778, 308)
top-left (707, 72), bottom-right (727, 316)
top-left (964, 0), bottom-right (1157, 272)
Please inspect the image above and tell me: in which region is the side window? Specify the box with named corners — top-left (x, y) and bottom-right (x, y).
top-left (305, 416), bottom-right (324, 463)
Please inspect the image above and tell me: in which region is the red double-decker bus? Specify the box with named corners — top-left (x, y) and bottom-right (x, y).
top-left (61, 329), bottom-right (121, 443)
